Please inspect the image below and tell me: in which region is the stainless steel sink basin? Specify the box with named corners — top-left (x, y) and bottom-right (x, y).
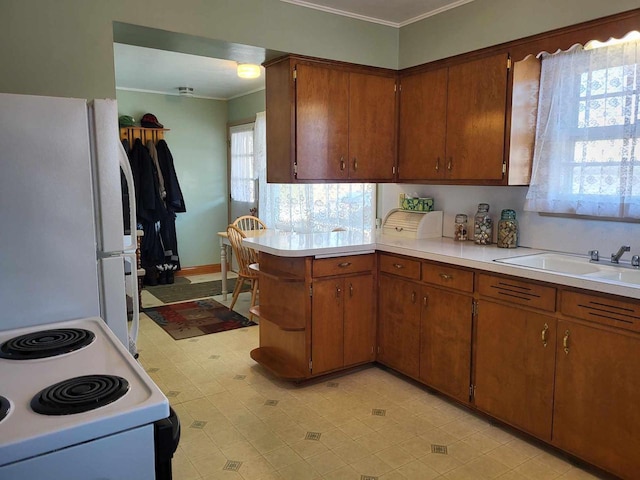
top-left (495, 253), bottom-right (600, 275)
top-left (495, 252), bottom-right (640, 285)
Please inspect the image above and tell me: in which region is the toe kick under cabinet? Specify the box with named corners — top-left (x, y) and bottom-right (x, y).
top-left (250, 252), bottom-right (375, 380)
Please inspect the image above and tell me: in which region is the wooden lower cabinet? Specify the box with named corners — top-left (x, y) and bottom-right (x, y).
top-left (419, 285), bottom-right (472, 403)
top-left (474, 300), bottom-right (556, 441)
top-left (311, 273), bottom-right (374, 375)
top-left (377, 273), bottom-right (420, 377)
top-left (553, 319), bottom-right (640, 479)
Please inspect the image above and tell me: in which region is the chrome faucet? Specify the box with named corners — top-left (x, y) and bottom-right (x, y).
top-left (611, 245), bottom-right (631, 264)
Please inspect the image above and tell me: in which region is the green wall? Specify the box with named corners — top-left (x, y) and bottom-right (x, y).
top-left (400, 0), bottom-right (640, 67)
top-left (227, 90), bottom-right (266, 124)
top-left (116, 90), bottom-right (227, 268)
top-left (1, 0), bottom-right (398, 100)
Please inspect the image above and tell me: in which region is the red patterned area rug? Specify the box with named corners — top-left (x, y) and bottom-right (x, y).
top-left (144, 299), bottom-right (256, 340)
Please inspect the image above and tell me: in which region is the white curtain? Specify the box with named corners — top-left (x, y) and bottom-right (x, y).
top-left (525, 40), bottom-right (640, 218)
top-left (230, 124), bottom-right (256, 203)
top-left (255, 111), bottom-right (375, 233)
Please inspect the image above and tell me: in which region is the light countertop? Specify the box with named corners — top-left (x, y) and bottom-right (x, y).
top-left (243, 230), bottom-right (640, 300)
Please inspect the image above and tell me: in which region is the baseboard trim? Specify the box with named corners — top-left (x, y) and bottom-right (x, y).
top-left (176, 264), bottom-right (223, 276)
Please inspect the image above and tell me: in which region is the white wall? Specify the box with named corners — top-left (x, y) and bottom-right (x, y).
top-left (379, 184), bottom-right (640, 258)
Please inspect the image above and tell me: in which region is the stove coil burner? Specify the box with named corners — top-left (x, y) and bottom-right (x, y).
top-left (0, 328), bottom-right (95, 359)
top-left (31, 375), bottom-right (130, 415)
top-left (0, 396), bottom-right (9, 423)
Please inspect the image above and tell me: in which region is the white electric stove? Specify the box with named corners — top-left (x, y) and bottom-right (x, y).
top-left (0, 317), bottom-right (172, 480)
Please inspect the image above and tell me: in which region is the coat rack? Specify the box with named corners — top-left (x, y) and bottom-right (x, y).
top-left (119, 126), bottom-right (170, 144)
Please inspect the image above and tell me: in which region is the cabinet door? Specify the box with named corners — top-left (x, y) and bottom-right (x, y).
top-left (419, 286), bottom-right (472, 403)
top-left (446, 53), bottom-right (509, 180)
top-left (474, 300), bottom-right (556, 441)
top-left (348, 73), bottom-right (396, 181)
top-left (311, 278), bottom-right (344, 374)
top-left (398, 68), bottom-right (447, 181)
top-left (377, 274), bottom-right (420, 377)
top-left (553, 320), bottom-right (640, 479)
top-left (343, 274), bottom-right (375, 366)
top-left (296, 64), bottom-right (349, 180)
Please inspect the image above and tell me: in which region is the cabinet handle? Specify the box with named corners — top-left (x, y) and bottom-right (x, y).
top-left (423, 294), bottom-right (428, 307)
top-left (336, 286), bottom-right (341, 298)
top-left (353, 157), bottom-right (358, 171)
top-left (563, 329), bottom-right (570, 354)
top-left (439, 273), bottom-right (453, 280)
top-left (349, 283), bottom-right (353, 297)
top-left (447, 157), bottom-right (452, 171)
top-left (392, 263), bottom-right (404, 269)
top-left (394, 227), bottom-right (404, 232)
top-left (435, 157), bottom-right (440, 172)
top-left (338, 262), bottom-right (352, 268)
top-left (340, 156), bottom-right (345, 171)
top-left (541, 323), bottom-right (549, 347)
top-left (411, 291), bottom-right (416, 303)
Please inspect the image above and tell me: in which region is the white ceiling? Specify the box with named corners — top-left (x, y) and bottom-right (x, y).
top-left (114, 0), bottom-right (472, 100)
top-left (280, 0), bottom-right (475, 27)
top-left (113, 43), bottom-right (265, 100)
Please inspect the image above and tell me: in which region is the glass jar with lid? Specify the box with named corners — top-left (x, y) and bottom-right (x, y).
top-left (454, 214), bottom-right (468, 241)
top-left (497, 209), bottom-right (518, 248)
top-left (473, 203), bottom-right (492, 245)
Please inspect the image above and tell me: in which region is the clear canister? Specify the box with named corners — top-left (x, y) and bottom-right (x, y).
top-left (474, 203), bottom-right (492, 245)
top-left (454, 214), bottom-right (468, 241)
top-left (497, 209), bottom-right (518, 248)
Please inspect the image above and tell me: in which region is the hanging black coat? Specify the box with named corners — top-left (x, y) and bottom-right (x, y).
top-left (156, 140), bottom-right (186, 213)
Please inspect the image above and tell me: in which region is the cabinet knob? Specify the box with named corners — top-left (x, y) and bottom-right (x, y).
top-left (340, 156), bottom-right (345, 171)
top-left (439, 273), bottom-right (453, 281)
top-left (447, 157), bottom-right (452, 171)
top-left (353, 157), bottom-right (358, 171)
top-left (393, 263), bottom-right (404, 268)
top-left (336, 286), bottom-right (341, 298)
top-left (349, 283), bottom-right (353, 297)
top-left (435, 157), bottom-right (440, 172)
top-left (411, 291), bottom-right (416, 303)
top-left (423, 295), bottom-right (428, 307)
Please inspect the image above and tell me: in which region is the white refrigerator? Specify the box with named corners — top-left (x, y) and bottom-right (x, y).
top-left (0, 93), bottom-right (140, 354)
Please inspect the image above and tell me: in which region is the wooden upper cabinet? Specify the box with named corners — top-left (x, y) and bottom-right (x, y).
top-left (398, 68), bottom-right (448, 181)
top-left (348, 72), bottom-right (396, 181)
top-left (446, 53), bottom-right (508, 181)
top-left (398, 53), bottom-right (513, 183)
top-left (265, 55), bottom-right (397, 183)
top-left (296, 64), bottom-right (350, 181)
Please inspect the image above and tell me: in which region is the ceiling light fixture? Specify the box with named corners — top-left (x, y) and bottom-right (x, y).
top-left (237, 63), bottom-right (261, 79)
top-left (178, 86), bottom-right (194, 97)
top-left (584, 30), bottom-right (640, 50)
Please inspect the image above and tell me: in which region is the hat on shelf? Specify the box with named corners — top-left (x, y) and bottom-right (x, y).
top-left (140, 113), bottom-right (164, 128)
top-left (118, 115), bottom-right (136, 127)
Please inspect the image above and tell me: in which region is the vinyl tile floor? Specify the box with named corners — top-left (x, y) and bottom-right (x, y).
top-left (138, 274), bottom-right (608, 480)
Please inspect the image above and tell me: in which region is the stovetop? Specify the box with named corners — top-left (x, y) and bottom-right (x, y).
top-left (0, 317), bottom-right (168, 467)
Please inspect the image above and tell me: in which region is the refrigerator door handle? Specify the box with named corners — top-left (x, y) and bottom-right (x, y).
top-left (119, 140), bottom-right (137, 253)
top-left (125, 252), bottom-right (140, 356)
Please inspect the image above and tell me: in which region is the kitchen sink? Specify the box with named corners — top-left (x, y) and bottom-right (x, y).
top-left (495, 253), bottom-right (600, 275)
top-left (495, 252), bottom-right (640, 285)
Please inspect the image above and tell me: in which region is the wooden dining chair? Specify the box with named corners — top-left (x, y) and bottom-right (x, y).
top-left (232, 215), bottom-right (267, 232)
top-left (226, 224), bottom-right (259, 318)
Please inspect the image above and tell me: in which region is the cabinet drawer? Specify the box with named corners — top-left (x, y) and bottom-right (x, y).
top-left (478, 274), bottom-right (556, 312)
top-left (378, 254), bottom-right (421, 280)
top-left (313, 254), bottom-right (373, 278)
top-left (561, 290), bottom-right (640, 333)
top-left (422, 262), bottom-right (473, 293)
